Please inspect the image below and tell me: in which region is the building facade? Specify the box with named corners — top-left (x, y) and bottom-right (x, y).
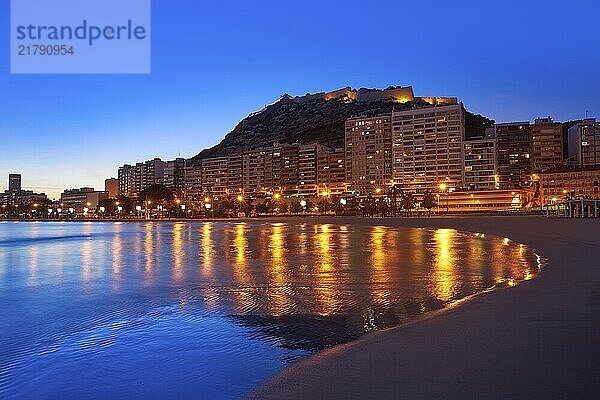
top-left (118, 158), bottom-right (166, 197)
top-left (201, 157), bottom-right (229, 198)
top-left (104, 178), bottom-right (119, 199)
top-left (539, 166), bottom-right (600, 204)
top-left (345, 114), bottom-right (393, 195)
top-left (495, 122), bottom-right (532, 189)
top-left (163, 158), bottom-right (186, 193)
top-left (391, 103), bottom-right (465, 191)
top-left (530, 117), bottom-right (564, 173)
top-left (8, 174), bottom-right (21, 192)
top-left (568, 118), bottom-right (600, 166)
top-left (317, 147), bottom-right (347, 195)
top-left (60, 188), bottom-right (108, 211)
top-left (464, 128), bottom-right (497, 190)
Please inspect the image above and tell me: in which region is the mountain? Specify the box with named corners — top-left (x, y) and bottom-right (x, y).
top-left (191, 86), bottom-right (494, 161)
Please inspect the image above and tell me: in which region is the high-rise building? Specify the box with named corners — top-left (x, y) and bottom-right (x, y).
top-left (264, 148), bottom-right (282, 194)
top-left (464, 128), bottom-right (497, 190)
top-left (201, 157), bottom-right (229, 198)
top-left (568, 118), bottom-right (600, 166)
top-left (104, 178), bottom-right (119, 198)
top-left (391, 103), bottom-right (465, 191)
top-left (317, 147), bottom-right (347, 195)
top-left (345, 114), bottom-right (393, 195)
top-left (298, 144), bottom-right (319, 196)
top-left (243, 149), bottom-right (268, 195)
top-left (495, 122), bottom-right (532, 189)
top-left (8, 174), bottom-right (21, 193)
top-left (164, 158), bottom-right (186, 192)
top-left (227, 153), bottom-right (244, 195)
top-left (184, 161), bottom-right (203, 196)
top-left (280, 144), bottom-right (300, 195)
top-left (117, 158), bottom-right (166, 197)
top-left (530, 117), bottom-right (564, 173)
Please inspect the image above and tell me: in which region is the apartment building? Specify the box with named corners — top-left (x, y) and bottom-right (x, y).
top-left (539, 165), bottom-right (600, 204)
top-left (345, 114), bottom-right (393, 195)
top-left (317, 147), bottom-right (347, 195)
top-left (163, 158), bottom-right (186, 192)
top-left (495, 122), bottom-right (532, 189)
top-left (201, 157), bottom-right (229, 198)
top-left (464, 128), bottom-right (497, 190)
top-left (298, 144), bottom-right (319, 196)
top-left (118, 158), bottom-right (166, 197)
top-left (568, 118), bottom-right (600, 166)
top-left (391, 103), bottom-right (465, 191)
top-left (530, 117), bottom-right (564, 173)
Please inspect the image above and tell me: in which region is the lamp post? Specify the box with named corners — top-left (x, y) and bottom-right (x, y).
top-left (439, 183), bottom-right (448, 214)
top-left (300, 199), bottom-right (307, 213)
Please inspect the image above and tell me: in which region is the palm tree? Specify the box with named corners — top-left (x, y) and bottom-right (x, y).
top-left (387, 185), bottom-right (402, 217)
top-left (401, 192), bottom-right (416, 216)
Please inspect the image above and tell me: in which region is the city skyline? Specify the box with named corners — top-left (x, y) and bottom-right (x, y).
top-left (1, 1), bottom-right (599, 197)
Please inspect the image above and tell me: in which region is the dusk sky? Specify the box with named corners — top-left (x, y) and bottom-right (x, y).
top-left (1, 0), bottom-right (599, 198)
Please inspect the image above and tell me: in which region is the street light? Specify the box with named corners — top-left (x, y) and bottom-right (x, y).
top-left (439, 183), bottom-right (448, 213)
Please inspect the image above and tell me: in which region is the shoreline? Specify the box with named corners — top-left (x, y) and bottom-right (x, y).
top-left (247, 216), bottom-right (600, 399)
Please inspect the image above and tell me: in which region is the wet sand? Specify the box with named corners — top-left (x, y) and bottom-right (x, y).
top-left (248, 216), bottom-right (600, 399)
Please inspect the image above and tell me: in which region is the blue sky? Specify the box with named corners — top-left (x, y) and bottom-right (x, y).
top-left (1, 0), bottom-right (599, 198)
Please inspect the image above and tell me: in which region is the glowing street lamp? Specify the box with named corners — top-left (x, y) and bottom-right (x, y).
top-left (273, 193), bottom-right (281, 200)
top-left (237, 195), bottom-right (244, 202)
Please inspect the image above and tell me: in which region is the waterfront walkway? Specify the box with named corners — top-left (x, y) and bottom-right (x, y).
top-left (248, 216), bottom-right (600, 399)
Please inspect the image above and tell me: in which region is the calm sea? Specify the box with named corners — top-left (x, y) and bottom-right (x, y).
top-left (0, 221), bottom-right (540, 399)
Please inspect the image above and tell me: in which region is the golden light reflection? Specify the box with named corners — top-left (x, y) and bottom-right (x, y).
top-left (200, 223), bottom-right (214, 277)
top-left (431, 228), bottom-right (458, 302)
top-left (172, 223), bottom-right (185, 282)
top-left (313, 224), bottom-right (340, 316)
top-left (369, 226), bottom-right (392, 307)
top-left (267, 223), bottom-right (294, 315)
top-left (111, 223), bottom-right (122, 291)
top-left (144, 223), bottom-right (154, 279)
top-left (231, 223), bottom-right (256, 313)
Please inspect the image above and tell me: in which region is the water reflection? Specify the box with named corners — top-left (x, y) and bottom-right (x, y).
top-left (0, 221), bottom-right (542, 400)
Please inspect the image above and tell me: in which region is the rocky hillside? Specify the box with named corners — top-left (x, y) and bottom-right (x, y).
top-left (192, 89), bottom-right (494, 161)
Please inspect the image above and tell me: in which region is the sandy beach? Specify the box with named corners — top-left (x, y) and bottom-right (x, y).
top-left (248, 216), bottom-right (600, 399)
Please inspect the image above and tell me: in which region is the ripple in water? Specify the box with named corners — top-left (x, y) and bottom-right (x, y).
top-left (0, 221), bottom-right (541, 399)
